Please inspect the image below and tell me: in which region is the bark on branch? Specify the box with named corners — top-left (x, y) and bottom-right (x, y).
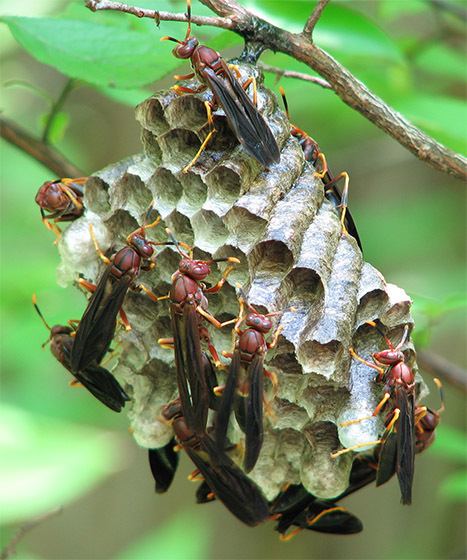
top-left (0, 117), bottom-right (84, 178)
top-left (86, 0), bottom-right (467, 181)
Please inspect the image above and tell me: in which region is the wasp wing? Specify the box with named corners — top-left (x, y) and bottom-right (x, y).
top-left (71, 269), bottom-right (130, 372)
top-left (171, 302), bottom-right (209, 433)
top-left (214, 351), bottom-right (240, 451)
top-left (185, 436), bottom-right (270, 527)
top-left (203, 64), bottom-right (280, 167)
top-left (396, 388), bottom-right (415, 505)
top-left (376, 431), bottom-right (397, 488)
top-left (74, 365), bottom-right (129, 412)
top-left (244, 354), bottom-right (264, 472)
top-left (148, 439), bottom-right (179, 494)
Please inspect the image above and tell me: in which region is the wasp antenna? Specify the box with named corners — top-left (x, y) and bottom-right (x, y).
top-left (161, 36), bottom-right (182, 43)
top-left (366, 320), bottom-right (393, 349)
top-left (32, 293), bottom-right (52, 332)
top-left (278, 86), bottom-right (291, 120)
top-left (185, 0), bottom-right (192, 39)
top-left (165, 228), bottom-right (191, 259)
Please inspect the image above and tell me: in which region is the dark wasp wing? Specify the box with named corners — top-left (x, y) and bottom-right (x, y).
top-left (148, 439), bottom-right (179, 494)
top-left (214, 351), bottom-right (240, 451)
top-left (297, 501), bottom-right (363, 535)
top-left (196, 480), bottom-right (216, 504)
top-left (376, 431), bottom-right (397, 488)
top-left (62, 337), bottom-right (129, 412)
top-left (71, 268), bottom-right (130, 372)
top-left (185, 435), bottom-right (270, 527)
top-left (244, 354), bottom-right (264, 472)
top-left (396, 387), bottom-right (415, 505)
top-left (171, 301), bottom-right (209, 434)
top-left (201, 352), bottom-right (219, 411)
top-left (74, 365), bottom-right (129, 412)
top-left (202, 63), bottom-right (280, 167)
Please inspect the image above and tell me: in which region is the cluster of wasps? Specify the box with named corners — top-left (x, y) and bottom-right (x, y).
top-left (33, 0), bottom-right (443, 540)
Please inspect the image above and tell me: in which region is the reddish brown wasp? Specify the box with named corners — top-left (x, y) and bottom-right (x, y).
top-left (158, 232), bottom-right (239, 434)
top-left (71, 217), bottom-right (172, 374)
top-left (161, 0), bottom-right (280, 171)
top-left (279, 88), bottom-right (362, 250)
top-left (32, 294), bottom-right (129, 412)
top-left (215, 289), bottom-right (284, 472)
top-left (334, 322), bottom-right (416, 504)
top-left (162, 399), bottom-right (270, 526)
top-left (35, 177), bottom-right (86, 238)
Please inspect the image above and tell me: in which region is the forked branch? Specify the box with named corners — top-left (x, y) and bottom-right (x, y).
top-left (85, 0), bottom-right (466, 181)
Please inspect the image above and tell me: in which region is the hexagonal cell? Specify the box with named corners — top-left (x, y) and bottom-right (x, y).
top-left (190, 208), bottom-right (229, 253)
top-left (158, 128), bottom-right (200, 169)
top-left (84, 176), bottom-right (110, 215)
top-left (110, 173), bottom-right (153, 221)
top-left (148, 167), bottom-right (183, 217)
top-left (165, 94), bottom-right (211, 130)
top-left (164, 209), bottom-right (194, 247)
top-left (141, 129), bottom-right (162, 163)
top-left (135, 95), bottom-right (171, 135)
top-left (178, 172), bottom-right (208, 215)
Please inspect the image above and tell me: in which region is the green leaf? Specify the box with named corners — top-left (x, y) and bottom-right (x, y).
top-left (439, 470), bottom-right (467, 501)
top-left (430, 425), bottom-right (467, 463)
top-left (97, 85), bottom-right (154, 107)
top-left (118, 510), bottom-right (210, 560)
top-left (0, 404), bottom-right (125, 524)
top-left (378, 0), bottom-right (426, 20)
top-left (0, 16), bottom-right (174, 88)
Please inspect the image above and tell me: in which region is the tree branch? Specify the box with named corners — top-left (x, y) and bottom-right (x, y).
top-left (303, 0), bottom-right (330, 39)
top-left (85, 0), bottom-right (233, 29)
top-left (84, 0), bottom-right (467, 181)
top-left (418, 349), bottom-right (467, 394)
top-left (0, 117), bottom-right (84, 178)
top-left (259, 63), bottom-right (332, 89)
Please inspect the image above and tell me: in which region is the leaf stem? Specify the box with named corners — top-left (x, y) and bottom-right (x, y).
top-left (41, 78), bottom-right (76, 144)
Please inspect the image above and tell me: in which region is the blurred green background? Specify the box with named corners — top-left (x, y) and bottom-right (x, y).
top-left (1, 0), bottom-right (466, 558)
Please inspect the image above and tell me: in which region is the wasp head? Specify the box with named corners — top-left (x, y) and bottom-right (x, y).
top-left (245, 313), bottom-right (272, 333)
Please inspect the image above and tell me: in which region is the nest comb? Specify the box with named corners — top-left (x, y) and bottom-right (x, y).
top-left (56, 63), bottom-right (421, 501)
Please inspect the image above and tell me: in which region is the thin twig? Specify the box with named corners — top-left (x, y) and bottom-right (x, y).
top-left (85, 0), bottom-right (233, 29)
top-left (42, 78), bottom-right (76, 144)
top-left (303, 0), bottom-right (330, 39)
top-left (0, 507), bottom-right (63, 560)
top-left (418, 349), bottom-right (467, 394)
top-left (84, 0), bottom-right (467, 181)
top-left (1, 117), bottom-right (84, 178)
top-left (259, 63), bottom-right (332, 89)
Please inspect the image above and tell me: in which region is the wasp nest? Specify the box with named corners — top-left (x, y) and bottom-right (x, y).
top-left (56, 63), bottom-right (420, 501)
